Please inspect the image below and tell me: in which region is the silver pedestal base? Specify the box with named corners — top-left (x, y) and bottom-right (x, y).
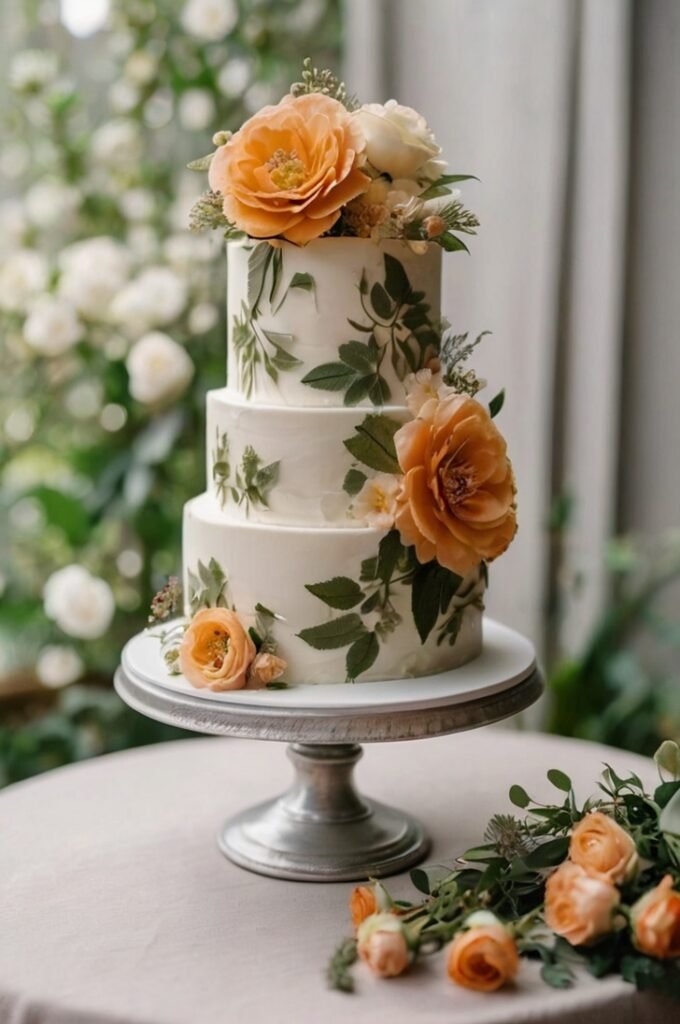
top-left (219, 743), bottom-right (429, 881)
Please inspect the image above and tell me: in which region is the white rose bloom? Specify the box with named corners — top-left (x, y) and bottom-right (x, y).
top-left (36, 645), bottom-right (84, 689)
top-left (91, 119), bottom-right (143, 169)
top-left (59, 237), bottom-right (131, 319)
top-left (181, 0), bottom-right (239, 41)
top-left (0, 249), bottom-right (48, 313)
top-left (178, 88), bottom-right (215, 131)
top-left (24, 296), bottom-right (81, 356)
top-left (405, 368), bottom-right (451, 420)
top-left (126, 331), bottom-right (194, 406)
top-left (111, 267), bottom-right (188, 336)
top-left (44, 565), bottom-right (115, 640)
top-left (354, 99), bottom-right (441, 180)
top-left (352, 473), bottom-right (401, 530)
top-left (25, 179), bottom-right (80, 229)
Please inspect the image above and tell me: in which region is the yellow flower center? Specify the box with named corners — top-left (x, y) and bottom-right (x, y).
top-left (371, 485), bottom-right (389, 513)
top-left (266, 148), bottom-right (307, 190)
top-left (206, 629), bottom-right (230, 669)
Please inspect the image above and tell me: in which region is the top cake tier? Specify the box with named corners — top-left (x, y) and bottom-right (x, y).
top-left (226, 237), bottom-right (442, 407)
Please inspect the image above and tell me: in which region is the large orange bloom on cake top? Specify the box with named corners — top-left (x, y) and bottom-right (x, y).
top-left (394, 394), bottom-right (517, 577)
top-left (209, 93), bottom-right (370, 244)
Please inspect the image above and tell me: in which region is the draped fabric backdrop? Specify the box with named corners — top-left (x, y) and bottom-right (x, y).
top-left (346, 0), bottom-right (680, 661)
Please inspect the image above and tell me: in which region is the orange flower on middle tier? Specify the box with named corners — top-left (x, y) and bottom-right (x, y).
top-left (208, 93), bottom-right (370, 244)
top-left (394, 394), bottom-right (517, 577)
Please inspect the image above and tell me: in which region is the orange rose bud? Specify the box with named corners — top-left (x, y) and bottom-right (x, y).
top-left (248, 652), bottom-right (287, 687)
top-left (545, 862), bottom-right (619, 947)
top-left (179, 607), bottom-right (255, 692)
top-left (356, 914), bottom-right (410, 978)
top-left (631, 875), bottom-right (680, 958)
top-left (350, 886), bottom-right (377, 929)
top-left (394, 394), bottom-right (517, 577)
top-left (209, 93), bottom-right (370, 244)
top-left (446, 913), bottom-right (519, 992)
top-left (569, 811), bottom-right (638, 884)
top-left (424, 214), bottom-right (445, 238)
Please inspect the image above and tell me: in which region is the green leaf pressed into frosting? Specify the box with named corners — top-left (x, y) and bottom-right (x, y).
top-left (383, 253), bottom-right (410, 303)
top-left (301, 362), bottom-right (357, 391)
top-left (297, 613), bottom-right (367, 650)
top-left (305, 577), bottom-right (364, 610)
top-left (343, 414), bottom-right (401, 473)
top-left (411, 562), bottom-right (463, 644)
top-left (342, 468), bottom-right (367, 496)
top-left (247, 242), bottom-right (273, 317)
top-left (288, 271), bottom-right (315, 292)
top-left (346, 630), bottom-right (379, 680)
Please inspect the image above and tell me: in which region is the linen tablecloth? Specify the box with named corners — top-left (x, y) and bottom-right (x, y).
top-left (0, 728), bottom-right (673, 1023)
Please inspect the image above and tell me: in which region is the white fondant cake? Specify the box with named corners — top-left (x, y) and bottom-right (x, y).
top-left (182, 238), bottom-right (486, 685)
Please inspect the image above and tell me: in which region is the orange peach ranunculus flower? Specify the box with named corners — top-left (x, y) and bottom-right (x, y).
top-left (631, 875), bottom-right (680, 958)
top-left (179, 607), bottom-right (255, 691)
top-left (208, 93), bottom-right (370, 244)
top-left (394, 394), bottom-right (517, 577)
top-left (569, 811), bottom-right (638, 884)
top-left (544, 862), bottom-right (619, 947)
top-left (446, 913), bottom-right (519, 992)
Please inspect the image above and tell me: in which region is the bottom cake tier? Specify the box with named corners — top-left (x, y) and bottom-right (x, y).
top-left (183, 493), bottom-right (485, 685)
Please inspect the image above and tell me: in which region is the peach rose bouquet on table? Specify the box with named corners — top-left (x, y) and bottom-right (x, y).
top-left (327, 743), bottom-right (680, 1000)
top-left (189, 58), bottom-right (480, 253)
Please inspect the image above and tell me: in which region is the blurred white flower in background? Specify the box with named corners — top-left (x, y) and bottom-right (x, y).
top-left (25, 179), bottom-right (80, 229)
top-left (124, 49), bottom-right (158, 86)
top-left (23, 295), bottom-right (81, 356)
top-left (217, 57), bottom-right (251, 97)
top-left (119, 188), bottom-right (155, 222)
top-left (9, 49), bottom-right (59, 93)
top-left (126, 331), bottom-right (194, 406)
top-left (181, 0), bottom-right (238, 42)
top-left (91, 118), bottom-right (143, 170)
top-left (0, 200), bottom-right (28, 252)
top-left (0, 249), bottom-right (49, 313)
top-left (59, 236), bottom-right (131, 319)
top-left (178, 88), bottom-right (215, 131)
top-left (188, 302), bottom-right (218, 334)
top-left (112, 266), bottom-right (188, 335)
top-left (43, 565), bottom-right (116, 639)
top-left (36, 645), bottom-right (84, 689)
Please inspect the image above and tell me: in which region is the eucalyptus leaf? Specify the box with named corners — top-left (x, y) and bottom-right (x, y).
top-left (547, 768), bottom-right (572, 792)
top-left (509, 784), bottom-right (530, 809)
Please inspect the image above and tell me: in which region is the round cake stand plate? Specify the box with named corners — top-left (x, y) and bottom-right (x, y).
top-left (115, 619), bottom-right (543, 882)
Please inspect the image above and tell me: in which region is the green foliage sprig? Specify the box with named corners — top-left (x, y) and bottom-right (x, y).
top-left (290, 57), bottom-right (359, 111)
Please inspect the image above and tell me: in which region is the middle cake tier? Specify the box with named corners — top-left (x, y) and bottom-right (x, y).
top-left (207, 388), bottom-right (409, 527)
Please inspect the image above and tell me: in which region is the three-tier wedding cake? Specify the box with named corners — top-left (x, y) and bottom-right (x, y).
top-left (158, 61), bottom-right (517, 691)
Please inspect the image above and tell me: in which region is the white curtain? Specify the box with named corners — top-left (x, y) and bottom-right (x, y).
top-left (345, 0), bottom-right (680, 660)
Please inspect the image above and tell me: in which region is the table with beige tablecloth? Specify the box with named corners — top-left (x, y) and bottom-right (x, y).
top-left (0, 729), bottom-right (673, 1023)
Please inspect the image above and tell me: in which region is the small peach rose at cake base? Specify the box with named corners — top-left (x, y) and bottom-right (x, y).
top-left (544, 861), bottom-right (619, 947)
top-left (631, 875), bottom-right (680, 959)
top-left (356, 914), bottom-right (411, 978)
top-left (394, 394), bottom-right (517, 577)
top-left (446, 912), bottom-right (519, 993)
top-left (208, 92), bottom-right (370, 244)
top-left (248, 652), bottom-right (287, 688)
top-left (179, 606), bottom-right (255, 691)
top-left (569, 810), bottom-right (638, 884)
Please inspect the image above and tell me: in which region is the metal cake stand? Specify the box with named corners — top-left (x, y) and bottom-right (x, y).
top-left (114, 619), bottom-right (542, 882)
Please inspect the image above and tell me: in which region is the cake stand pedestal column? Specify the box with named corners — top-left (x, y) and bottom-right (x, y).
top-left (115, 619), bottom-right (542, 881)
top-left (219, 742), bottom-right (429, 880)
